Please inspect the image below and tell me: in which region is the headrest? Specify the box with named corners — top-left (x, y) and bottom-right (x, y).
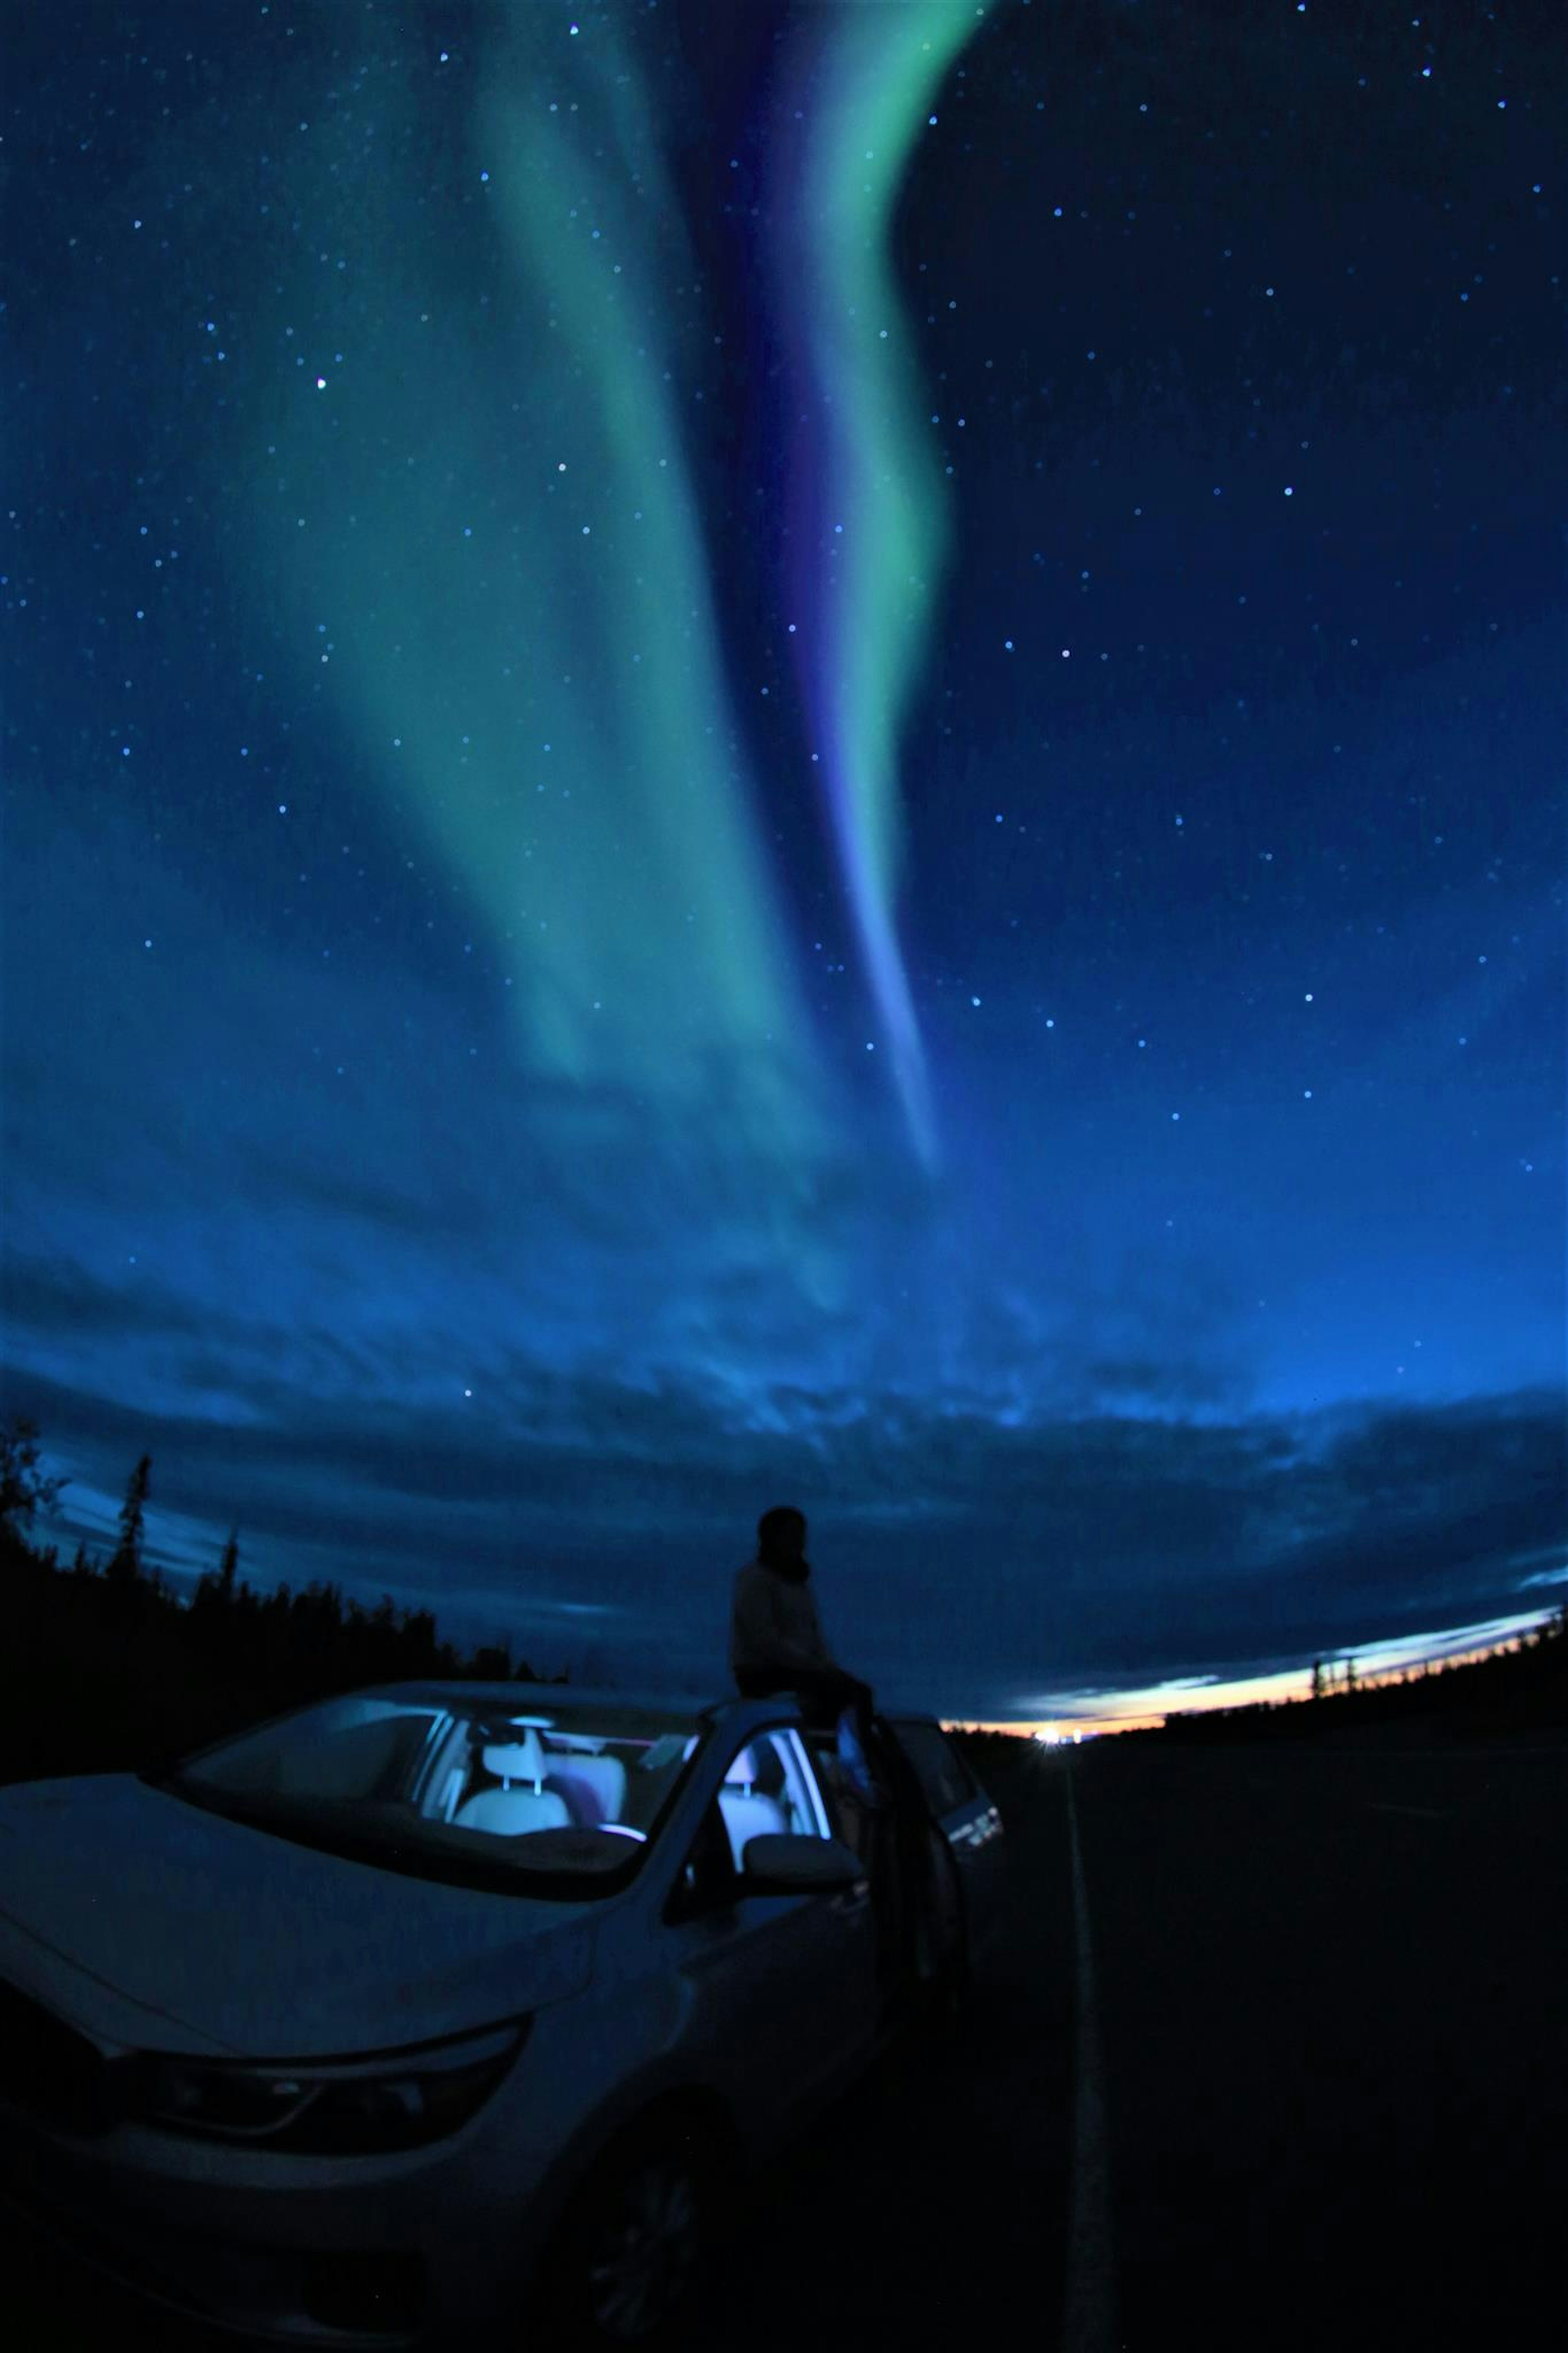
top-left (725, 1746), bottom-right (759, 1786)
top-left (483, 1732), bottom-right (545, 1785)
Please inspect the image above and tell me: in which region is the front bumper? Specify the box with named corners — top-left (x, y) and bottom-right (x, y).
top-left (2, 2165), bottom-right (420, 2346)
top-left (0, 2086), bottom-right (550, 2350)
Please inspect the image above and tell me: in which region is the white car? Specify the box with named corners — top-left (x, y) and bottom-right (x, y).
top-left (0, 1682), bottom-right (1007, 2349)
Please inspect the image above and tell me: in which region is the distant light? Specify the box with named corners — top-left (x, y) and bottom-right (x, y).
top-left (316, 376), bottom-right (326, 389)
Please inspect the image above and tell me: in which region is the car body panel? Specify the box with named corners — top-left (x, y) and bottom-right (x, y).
top-left (0, 1773), bottom-right (598, 2054)
top-left (657, 1721), bottom-right (880, 2138)
top-left (0, 1683), bottom-right (1003, 2348)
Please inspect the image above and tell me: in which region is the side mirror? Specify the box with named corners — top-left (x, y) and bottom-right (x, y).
top-left (740, 1833), bottom-right (864, 1895)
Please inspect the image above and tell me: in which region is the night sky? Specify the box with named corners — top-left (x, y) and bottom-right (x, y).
top-left (4, 0), bottom-right (1564, 1724)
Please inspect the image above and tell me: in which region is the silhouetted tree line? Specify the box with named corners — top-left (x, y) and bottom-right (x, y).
top-left (947, 1726), bottom-right (1034, 1781)
top-left (1, 1420), bottom-right (568, 1721)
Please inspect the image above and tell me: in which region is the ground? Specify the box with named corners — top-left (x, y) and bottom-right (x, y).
top-left (7, 1731), bottom-right (1566, 2351)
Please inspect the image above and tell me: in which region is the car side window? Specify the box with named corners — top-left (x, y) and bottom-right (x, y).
top-left (717, 1729), bottom-right (834, 1857)
top-left (669, 1798), bottom-right (739, 1920)
top-left (668, 1725), bottom-right (860, 1925)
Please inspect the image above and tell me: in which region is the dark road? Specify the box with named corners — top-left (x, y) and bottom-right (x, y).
top-left (1075, 1733), bottom-right (1568, 2351)
top-left (699, 1731), bottom-right (1568, 2351)
top-left (10, 1733), bottom-right (1566, 2351)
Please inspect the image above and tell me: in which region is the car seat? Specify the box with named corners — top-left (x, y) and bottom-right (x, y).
top-left (542, 1754), bottom-right (628, 1829)
top-left (717, 1745), bottom-right (788, 1869)
top-left (454, 1730), bottom-right (572, 1837)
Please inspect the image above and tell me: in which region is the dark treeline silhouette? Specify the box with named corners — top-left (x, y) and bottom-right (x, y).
top-left (945, 1726), bottom-right (1036, 1787)
top-left (0, 1420), bottom-right (568, 1786)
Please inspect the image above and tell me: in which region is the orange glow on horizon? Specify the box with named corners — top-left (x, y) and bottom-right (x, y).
top-left (941, 1603), bottom-right (1560, 1742)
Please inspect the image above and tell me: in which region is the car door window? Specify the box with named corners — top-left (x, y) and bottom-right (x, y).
top-left (715, 1728), bottom-right (833, 1866)
top-left (668, 1797), bottom-right (741, 1919)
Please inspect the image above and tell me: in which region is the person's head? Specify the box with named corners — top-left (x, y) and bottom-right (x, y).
top-left (757, 1505), bottom-right (807, 1568)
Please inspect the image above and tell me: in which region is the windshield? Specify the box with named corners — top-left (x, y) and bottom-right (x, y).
top-left (156, 1692), bottom-right (706, 1898)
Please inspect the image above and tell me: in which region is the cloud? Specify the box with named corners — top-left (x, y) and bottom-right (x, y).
top-left (0, 1253), bottom-right (209, 1346)
top-left (6, 1325), bottom-right (1561, 1717)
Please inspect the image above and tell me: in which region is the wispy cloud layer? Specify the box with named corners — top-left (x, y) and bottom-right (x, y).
top-left (6, 1243), bottom-right (1560, 1717)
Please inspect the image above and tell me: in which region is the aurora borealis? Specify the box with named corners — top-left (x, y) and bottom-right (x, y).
top-left (4, 1), bottom-right (1564, 1723)
top-left (776, 0), bottom-right (992, 1168)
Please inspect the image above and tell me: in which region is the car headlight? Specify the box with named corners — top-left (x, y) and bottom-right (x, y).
top-left (131, 2020), bottom-right (527, 2152)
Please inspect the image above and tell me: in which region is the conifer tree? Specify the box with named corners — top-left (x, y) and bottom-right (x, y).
top-left (0, 1418), bottom-right (67, 1537)
top-left (107, 1454), bottom-right (152, 1587)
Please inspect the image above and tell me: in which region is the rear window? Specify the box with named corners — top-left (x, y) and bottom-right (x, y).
top-left (893, 1722), bottom-right (977, 1818)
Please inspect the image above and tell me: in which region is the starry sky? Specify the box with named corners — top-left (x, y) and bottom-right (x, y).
top-left (4, 0), bottom-right (1564, 1725)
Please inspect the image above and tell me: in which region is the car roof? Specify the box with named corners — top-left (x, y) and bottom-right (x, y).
top-left (361, 1681), bottom-right (942, 1733)
top-left (364, 1679), bottom-right (725, 1719)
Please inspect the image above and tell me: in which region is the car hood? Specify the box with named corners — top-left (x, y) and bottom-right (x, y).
top-left (0, 1775), bottom-right (599, 2058)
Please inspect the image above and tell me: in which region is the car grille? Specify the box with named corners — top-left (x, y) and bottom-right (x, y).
top-left (0, 1976), bottom-right (121, 2135)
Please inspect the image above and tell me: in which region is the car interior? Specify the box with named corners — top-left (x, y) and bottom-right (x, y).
top-left (714, 1733), bottom-right (827, 1867)
top-left (664, 1729), bottom-right (843, 1916)
top-left (426, 1719), bottom-right (701, 1843)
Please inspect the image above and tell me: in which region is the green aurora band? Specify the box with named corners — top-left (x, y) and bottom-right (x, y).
top-left (785, 0), bottom-right (993, 1170)
top-left (246, 12), bottom-right (836, 1261)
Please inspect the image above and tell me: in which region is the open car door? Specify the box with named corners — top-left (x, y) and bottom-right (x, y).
top-left (884, 1718), bottom-right (1007, 1969)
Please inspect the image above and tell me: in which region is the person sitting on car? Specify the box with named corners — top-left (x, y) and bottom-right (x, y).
top-left (730, 1506), bottom-right (945, 2006)
top-left (729, 1505), bottom-right (883, 1804)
